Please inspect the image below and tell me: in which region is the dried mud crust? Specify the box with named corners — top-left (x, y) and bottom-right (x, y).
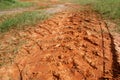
top-left (0, 10), bottom-right (118, 80)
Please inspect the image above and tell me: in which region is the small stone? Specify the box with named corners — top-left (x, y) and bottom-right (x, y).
top-left (55, 44), bottom-right (61, 47)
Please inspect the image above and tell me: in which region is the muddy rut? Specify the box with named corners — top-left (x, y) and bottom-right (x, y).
top-left (0, 4), bottom-right (119, 80)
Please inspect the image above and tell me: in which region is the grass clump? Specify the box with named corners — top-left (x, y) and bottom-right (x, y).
top-left (0, 11), bottom-right (49, 32)
top-left (0, 0), bottom-right (32, 10)
top-left (93, 0), bottom-right (120, 20)
top-left (72, 0), bottom-right (120, 20)
top-left (68, 0), bottom-right (120, 32)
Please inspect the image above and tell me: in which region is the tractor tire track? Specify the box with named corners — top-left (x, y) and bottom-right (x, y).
top-left (0, 3), bottom-right (119, 80)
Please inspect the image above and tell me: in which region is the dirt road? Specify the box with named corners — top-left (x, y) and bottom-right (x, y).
top-left (0, 2), bottom-right (120, 80)
top-left (0, 7), bottom-right (36, 16)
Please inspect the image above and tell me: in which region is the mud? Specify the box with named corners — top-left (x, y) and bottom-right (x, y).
top-left (0, 3), bottom-right (119, 80)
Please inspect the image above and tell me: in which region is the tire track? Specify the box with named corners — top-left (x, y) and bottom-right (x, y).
top-left (0, 4), bottom-right (115, 80)
top-left (104, 22), bottom-right (120, 79)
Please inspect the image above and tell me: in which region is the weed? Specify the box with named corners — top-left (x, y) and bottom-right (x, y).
top-left (0, 11), bottom-right (50, 32)
top-left (0, 0), bottom-right (32, 10)
top-left (66, 0), bottom-right (120, 32)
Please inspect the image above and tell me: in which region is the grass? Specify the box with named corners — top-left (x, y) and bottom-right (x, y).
top-left (0, 0), bottom-right (32, 10)
top-left (0, 11), bottom-right (50, 32)
top-left (93, 0), bottom-right (120, 20)
top-left (66, 0), bottom-right (120, 32)
top-left (70, 0), bottom-right (120, 20)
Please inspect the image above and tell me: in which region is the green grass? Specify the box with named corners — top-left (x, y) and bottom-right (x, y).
top-left (0, 0), bottom-right (32, 10)
top-left (0, 11), bottom-right (50, 32)
top-left (94, 0), bottom-right (120, 20)
top-left (66, 0), bottom-right (120, 32)
top-left (70, 0), bottom-right (120, 20)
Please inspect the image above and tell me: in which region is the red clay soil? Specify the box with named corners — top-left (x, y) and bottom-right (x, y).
top-left (0, 5), bottom-right (120, 80)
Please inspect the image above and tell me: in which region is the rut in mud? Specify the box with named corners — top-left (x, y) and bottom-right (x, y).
top-left (0, 3), bottom-right (119, 80)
